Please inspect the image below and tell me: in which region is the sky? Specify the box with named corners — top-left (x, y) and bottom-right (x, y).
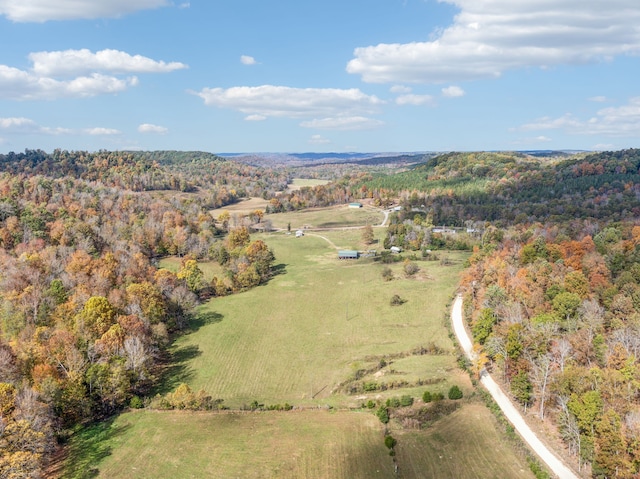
top-left (1, 0), bottom-right (640, 154)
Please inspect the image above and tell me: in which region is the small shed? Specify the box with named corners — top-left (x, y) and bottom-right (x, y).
top-left (390, 246), bottom-right (402, 254)
top-left (338, 250), bottom-right (359, 260)
top-left (295, 230), bottom-right (304, 237)
top-left (349, 202), bottom-right (363, 208)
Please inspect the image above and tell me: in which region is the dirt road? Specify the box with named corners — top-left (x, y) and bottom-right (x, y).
top-left (451, 295), bottom-right (580, 479)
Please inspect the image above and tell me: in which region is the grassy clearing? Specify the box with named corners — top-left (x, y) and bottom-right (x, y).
top-left (62, 410), bottom-right (394, 479)
top-left (210, 197), bottom-right (270, 218)
top-left (393, 403), bottom-right (534, 479)
top-left (166, 233), bottom-right (466, 407)
top-left (288, 178), bottom-right (331, 189)
top-left (266, 205), bottom-right (384, 230)
top-left (158, 257), bottom-right (223, 282)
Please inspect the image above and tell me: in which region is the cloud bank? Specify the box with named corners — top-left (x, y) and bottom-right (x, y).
top-left (0, 0), bottom-right (169, 22)
top-left (0, 49), bottom-right (186, 100)
top-left (194, 85), bottom-right (384, 130)
top-left (347, 0), bottom-right (640, 83)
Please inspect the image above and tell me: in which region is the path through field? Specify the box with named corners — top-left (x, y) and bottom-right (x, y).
top-left (451, 295), bottom-right (580, 479)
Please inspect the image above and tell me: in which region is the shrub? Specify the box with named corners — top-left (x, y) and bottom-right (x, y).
top-left (129, 395), bottom-right (144, 409)
top-left (448, 385), bottom-right (463, 400)
top-left (432, 392), bottom-right (445, 401)
top-left (376, 406), bottom-right (389, 424)
top-left (381, 267), bottom-right (393, 281)
top-left (363, 382), bottom-right (378, 392)
top-left (400, 395), bottom-right (414, 407)
top-left (403, 260), bottom-right (420, 277)
top-left (390, 294), bottom-right (406, 306)
top-left (386, 397), bottom-right (401, 408)
top-left (422, 390), bottom-right (432, 403)
top-left (384, 435), bottom-right (397, 450)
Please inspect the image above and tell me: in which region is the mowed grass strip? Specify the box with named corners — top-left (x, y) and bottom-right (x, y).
top-left (393, 403), bottom-right (535, 479)
top-left (170, 233), bottom-right (467, 407)
top-left (63, 410), bottom-right (394, 479)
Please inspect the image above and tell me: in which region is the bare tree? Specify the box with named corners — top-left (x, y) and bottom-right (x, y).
top-left (528, 352), bottom-right (555, 420)
top-left (551, 338), bottom-right (573, 372)
top-left (124, 336), bottom-right (149, 380)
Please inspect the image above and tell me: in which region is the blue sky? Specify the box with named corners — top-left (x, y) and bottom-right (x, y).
top-left (1, 0), bottom-right (640, 154)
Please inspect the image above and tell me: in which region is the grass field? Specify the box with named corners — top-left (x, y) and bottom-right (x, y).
top-left (61, 410), bottom-right (396, 479)
top-left (393, 403), bottom-right (534, 479)
top-left (210, 197), bottom-right (270, 218)
top-left (288, 178), bottom-right (331, 189)
top-left (60, 209), bottom-right (537, 479)
top-left (59, 404), bottom-right (535, 479)
top-left (265, 204), bottom-right (384, 230)
top-left (166, 233), bottom-right (466, 407)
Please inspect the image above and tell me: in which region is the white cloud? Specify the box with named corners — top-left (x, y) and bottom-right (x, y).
top-left (309, 134), bottom-right (330, 145)
top-left (85, 127), bottom-right (122, 136)
top-left (138, 123), bottom-right (169, 134)
top-left (442, 85), bottom-right (465, 98)
top-left (194, 85), bottom-right (383, 119)
top-left (347, 0), bottom-right (640, 83)
top-left (588, 96), bottom-right (607, 102)
top-left (300, 116), bottom-right (384, 131)
top-left (245, 114), bottom-right (266, 121)
top-left (395, 94), bottom-right (435, 106)
top-left (30, 49), bottom-right (187, 76)
top-left (0, 49), bottom-right (184, 100)
top-left (240, 55), bottom-right (257, 66)
top-left (519, 97), bottom-right (640, 137)
top-left (390, 85), bottom-right (412, 94)
top-left (178, 2), bottom-right (190, 9)
top-left (0, 117), bottom-right (40, 133)
top-left (0, 66), bottom-right (137, 100)
top-left (0, 0), bottom-right (169, 22)
top-left (0, 117), bottom-right (124, 137)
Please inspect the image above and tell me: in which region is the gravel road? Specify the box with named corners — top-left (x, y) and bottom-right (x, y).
top-left (451, 295), bottom-right (580, 479)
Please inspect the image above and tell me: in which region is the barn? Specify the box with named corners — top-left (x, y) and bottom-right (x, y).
top-left (338, 250), bottom-right (359, 260)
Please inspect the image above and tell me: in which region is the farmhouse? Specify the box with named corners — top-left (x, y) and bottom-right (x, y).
top-left (349, 202), bottom-right (363, 208)
top-left (338, 250), bottom-right (359, 260)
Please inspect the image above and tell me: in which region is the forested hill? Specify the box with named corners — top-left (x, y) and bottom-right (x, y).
top-left (0, 150), bottom-right (289, 202)
top-left (361, 149), bottom-right (640, 225)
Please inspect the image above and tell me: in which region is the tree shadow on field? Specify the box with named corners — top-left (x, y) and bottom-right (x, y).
top-left (271, 263), bottom-right (287, 277)
top-left (186, 310), bottom-right (223, 333)
top-left (155, 344), bottom-right (202, 395)
top-left (155, 310), bottom-right (223, 395)
top-left (55, 417), bottom-right (132, 479)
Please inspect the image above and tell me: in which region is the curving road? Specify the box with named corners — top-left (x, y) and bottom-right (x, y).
top-left (451, 295), bottom-right (580, 479)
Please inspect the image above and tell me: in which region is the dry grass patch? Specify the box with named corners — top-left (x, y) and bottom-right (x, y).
top-left (210, 197), bottom-right (270, 218)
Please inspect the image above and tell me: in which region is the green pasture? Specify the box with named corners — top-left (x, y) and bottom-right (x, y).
top-left (61, 410), bottom-right (395, 479)
top-left (61, 221), bottom-right (538, 479)
top-left (60, 401), bottom-right (535, 479)
top-left (165, 233), bottom-right (467, 407)
top-left (266, 204), bottom-right (384, 230)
